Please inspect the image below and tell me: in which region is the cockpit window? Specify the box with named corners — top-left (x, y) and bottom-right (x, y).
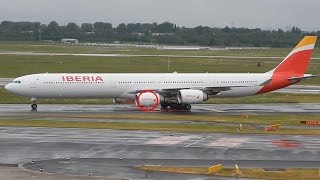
top-left (12, 81), bottom-right (21, 84)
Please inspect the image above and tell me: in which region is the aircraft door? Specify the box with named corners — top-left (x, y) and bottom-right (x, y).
top-left (30, 78), bottom-right (37, 88)
top-left (208, 74), bottom-right (215, 86)
top-left (110, 79), bottom-right (117, 88)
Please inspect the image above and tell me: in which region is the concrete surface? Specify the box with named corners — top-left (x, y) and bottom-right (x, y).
top-left (0, 167), bottom-right (118, 180)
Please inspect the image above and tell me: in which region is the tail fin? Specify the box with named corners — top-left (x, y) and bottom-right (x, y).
top-left (257, 36), bottom-right (317, 94)
top-left (268, 36), bottom-right (317, 75)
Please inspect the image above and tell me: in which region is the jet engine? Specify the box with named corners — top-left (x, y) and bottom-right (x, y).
top-left (135, 91), bottom-right (160, 107)
top-left (177, 89), bottom-right (208, 104)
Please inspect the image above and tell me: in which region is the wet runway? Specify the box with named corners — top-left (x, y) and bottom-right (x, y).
top-left (21, 158), bottom-right (319, 180)
top-left (1, 103), bottom-right (320, 116)
top-left (0, 127), bottom-right (318, 179)
top-left (0, 103), bottom-right (319, 179)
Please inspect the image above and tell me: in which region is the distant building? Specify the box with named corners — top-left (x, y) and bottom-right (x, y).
top-left (151, 33), bottom-right (175, 36)
top-left (61, 38), bottom-right (79, 44)
top-left (132, 32), bottom-right (145, 36)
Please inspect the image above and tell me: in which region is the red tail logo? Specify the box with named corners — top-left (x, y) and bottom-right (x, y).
top-left (257, 36), bottom-right (317, 94)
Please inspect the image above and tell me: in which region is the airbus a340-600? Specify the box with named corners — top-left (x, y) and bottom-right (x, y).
top-left (5, 36), bottom-right (318, 111)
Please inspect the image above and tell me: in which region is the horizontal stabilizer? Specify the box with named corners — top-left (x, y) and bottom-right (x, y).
top-left (288, 74), bottom-right (319, 81)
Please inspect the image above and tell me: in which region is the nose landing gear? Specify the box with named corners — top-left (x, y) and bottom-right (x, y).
top-left (31, 97), bottom-right (37, 111)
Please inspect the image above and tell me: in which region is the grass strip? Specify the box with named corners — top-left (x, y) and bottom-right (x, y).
top-left (9, 113), bottom-right (319, 126)
top-left (0, 119), bottom-right (319, 135)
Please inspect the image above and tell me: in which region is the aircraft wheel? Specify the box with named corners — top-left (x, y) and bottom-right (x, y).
top-left (169, 103), bottom-right (177, 109)
top-left (161, 103), bottom-right (169, 108)
top-left (31, 104), bottom-right (37, 111)
top-left (184, 104), bottom-right (192, 110)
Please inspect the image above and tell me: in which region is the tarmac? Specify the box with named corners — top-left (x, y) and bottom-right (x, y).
top-left (0, 103), bottom-right (319, 179)
top-left (1, 103), bottom-right (320, 116)
top-left (0, 127), bottom-right (318, 179)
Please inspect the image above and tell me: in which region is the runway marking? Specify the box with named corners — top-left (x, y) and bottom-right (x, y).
top-left (185, 136), bottom-right (211, 147)
top-left (299, 90), bottom-right (320, 92)
top-left (145, 136), bottom-right (192, 145)
top-left (208, 137), bottom-right (250, 148)
top-left (194, 106), bottom-right (226, 113)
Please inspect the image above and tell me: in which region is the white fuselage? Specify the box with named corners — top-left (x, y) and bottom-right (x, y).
top-left (6, 73), bottom-right (272, 99)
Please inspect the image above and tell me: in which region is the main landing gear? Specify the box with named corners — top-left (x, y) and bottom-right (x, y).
top-left (31, 97), bottom-right (37, 111)
top-left (161, 102), bottom-right (192, 110)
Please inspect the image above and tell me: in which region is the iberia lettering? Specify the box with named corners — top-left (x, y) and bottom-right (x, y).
top-left (62, 76), bottom-right (104, 82)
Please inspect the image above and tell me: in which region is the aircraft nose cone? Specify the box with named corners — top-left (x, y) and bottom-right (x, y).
top-left (5, 84), bottom-right (12, 92)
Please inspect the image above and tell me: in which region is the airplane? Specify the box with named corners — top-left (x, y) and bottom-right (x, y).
top-left (5, 36), bottom-right (318, 111)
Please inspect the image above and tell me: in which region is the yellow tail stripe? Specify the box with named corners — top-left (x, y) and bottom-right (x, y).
top-left (294, 36), bottom-right (317, 49)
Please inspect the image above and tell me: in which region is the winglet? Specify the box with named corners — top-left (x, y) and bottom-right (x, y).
top-left (294, 36), bottom-right (317, 50)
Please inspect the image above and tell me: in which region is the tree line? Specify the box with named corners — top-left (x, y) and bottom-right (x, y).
top-left (0, 21), bottom-right (318, 47)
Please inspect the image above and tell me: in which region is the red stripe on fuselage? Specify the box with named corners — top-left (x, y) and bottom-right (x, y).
top-left (257, 49), bottom-right (313, 94)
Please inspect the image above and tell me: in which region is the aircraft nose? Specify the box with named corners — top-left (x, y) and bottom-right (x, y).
top-left (5, 83), bottom-right (12, 92)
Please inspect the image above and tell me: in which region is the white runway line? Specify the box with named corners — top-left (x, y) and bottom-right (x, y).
top-left (208, 137), bottom-right (250, 148)
top-left (299, 90), bottom-right (320, 92)
top-left (144, 136), bottom-right (192, 145)
top-left (193, 106), bottom-right (225, 113)
top-left (185, 136), bottom-right (211, 147)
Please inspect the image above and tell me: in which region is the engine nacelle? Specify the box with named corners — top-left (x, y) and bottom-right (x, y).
top-left (177, 89), bottom-right (208, 104)
top-left (113, 98), bottom-right (134, 104)
top-left (135, 92), bottom-right (160, 107)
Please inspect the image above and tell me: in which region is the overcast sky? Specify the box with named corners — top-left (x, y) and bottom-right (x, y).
top-left (1, 0), bottom-right (319, 31)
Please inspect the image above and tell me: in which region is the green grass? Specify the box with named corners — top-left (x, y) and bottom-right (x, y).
top-left (1, 41), bottom-right (320, 58)
top-left (0, 54), bottom-right (280, 77)
top-left (12, 113), bottom-right (318, 126)
top-left (1, 41), bottom-right (320, 86)
top-left (0, 55), bottom-right (320, 84)
top-left (0, 119), bottom-right (319, 135)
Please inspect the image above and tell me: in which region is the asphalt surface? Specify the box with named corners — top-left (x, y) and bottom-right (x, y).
top-left (0, 103), bottom-right (319, 179)
top-left (22, 158), bottom-right (318, 180)
top-left (0, 127), bottom-right (318, 179)
top-left (1, 103), bottom-right (320, 116)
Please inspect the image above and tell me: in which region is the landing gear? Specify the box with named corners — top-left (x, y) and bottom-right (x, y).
top-left (30, 97), bottom-right (37, 111)
top-left (160, 102), bottom-right (169, 109)
top-left (169, 103), bottom-right (192, 110)
top-left (31, 103), bottom-right (37, 111)
top-left (184, 104), bottom-right (192, 110)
